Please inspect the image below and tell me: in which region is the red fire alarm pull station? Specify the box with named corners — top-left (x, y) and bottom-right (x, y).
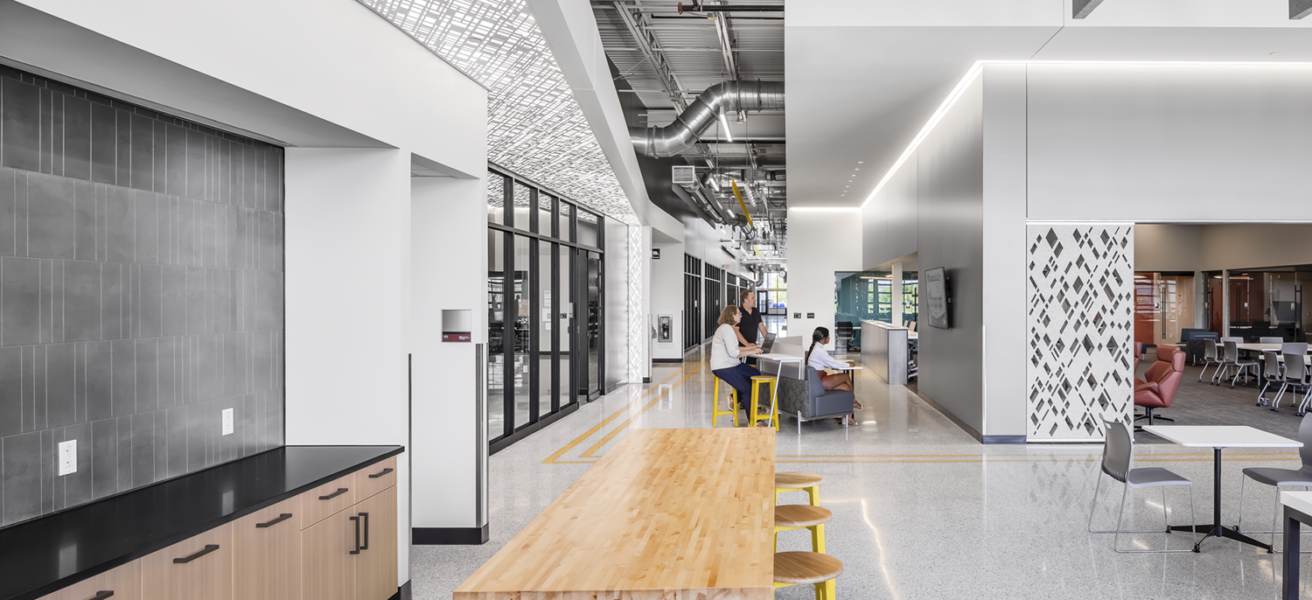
top-left (442, 309), bottom-right (472, 342)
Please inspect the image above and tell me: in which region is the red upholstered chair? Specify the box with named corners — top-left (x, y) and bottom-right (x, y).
top-left (1132, 342), bottom-right (1145, 376)
top-left (1135, 346), bottom-right (1185, 426)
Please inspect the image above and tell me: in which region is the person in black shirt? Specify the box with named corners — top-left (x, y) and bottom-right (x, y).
top-left (735, 290), bottom-right (767, 363)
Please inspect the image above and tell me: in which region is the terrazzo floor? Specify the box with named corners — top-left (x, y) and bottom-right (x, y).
top-left (412, 348), bottom-right (1312, 599)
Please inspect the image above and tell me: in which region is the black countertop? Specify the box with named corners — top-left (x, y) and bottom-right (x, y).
top-left (0, 445), bottom-right (403, 600)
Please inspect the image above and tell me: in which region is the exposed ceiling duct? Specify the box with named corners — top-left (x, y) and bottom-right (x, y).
top-left (631, 80), bottom-right (784, 158)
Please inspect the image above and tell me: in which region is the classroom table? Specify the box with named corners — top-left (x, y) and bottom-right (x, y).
top-left (454, 428), bottom-right (776, 600)
top-left (1280, 491), bottom-right (1312, 599)
top-left (1143, 425), bottom-right (1303, 552)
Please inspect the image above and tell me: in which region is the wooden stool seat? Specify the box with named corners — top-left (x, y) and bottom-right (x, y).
top-left (774, 551), bottom-right (844, 585)
top-left (751, 375), bottom-right (777, 381)
top-left (776, 472), bottom-right (823, 488)
top-left (775, 505), bottom-right (832, 528)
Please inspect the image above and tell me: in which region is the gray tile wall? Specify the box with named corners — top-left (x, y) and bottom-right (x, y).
top-left (0, 65), bottom-right (284, 527)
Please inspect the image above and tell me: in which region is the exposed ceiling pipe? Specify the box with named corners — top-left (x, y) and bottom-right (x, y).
top-left (631, 80), bottom-right (784, 158)
top-left (678, 3), bottom-right (784, 12)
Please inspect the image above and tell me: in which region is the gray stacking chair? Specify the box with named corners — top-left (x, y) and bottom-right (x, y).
top-left (1237, 412), bottom-right (1312, 552)
top-left (1262, 337), bottom-right (1286, 344)
top-left (1088, 418), bottom-right (1197, 553)
top-left (1273, 343), bottom-right (1311, 413)
top-left (1211, 337), bottom-right (1240, 385)
top-left (1198, 339), bottom-right (1221, 383)
top-left (1259, 350), bottom-right (1284, 406)
top-left (1224, 340), bottom-right (1258, 389)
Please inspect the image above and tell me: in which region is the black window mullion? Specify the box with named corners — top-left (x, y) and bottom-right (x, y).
top-left (502, 230), bottom-right (515, 437)
top-left (528, 237), bottom-right (540, 424)
top-left (501, 174), bottom-right (513, 228)
top-left (529, 188), bottom-right (539, 234)
top-left (551, 242), bottom-right (560, 412)
top-left (551, 195), bottom-right (559, 239)
top-left (597, 252), bottom-right (605, 396)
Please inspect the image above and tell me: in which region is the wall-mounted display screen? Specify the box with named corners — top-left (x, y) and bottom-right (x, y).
top-left (924, 267), bottom-right (950, 329)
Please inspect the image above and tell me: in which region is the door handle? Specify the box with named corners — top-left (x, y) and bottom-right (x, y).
top-left (85, 593), bottom-right (114, 600)
top-left (319, 488), bottom-right (348, 501)
top-left (368, 468), bottom-right (393, 479)
top-left (173, 544), bottom-right (220, 564)
top-left (256, 513), bottom-right (293, 528)
top-left (359, 512), bottom-right (370, 550)
top-left (349, 516), bottom-right (361, 555)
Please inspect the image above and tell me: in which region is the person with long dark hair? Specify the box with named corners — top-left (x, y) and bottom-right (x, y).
top-left (711, 305), bottom-right (766, 424)
top-left (806, 326), bottom-right (862, 425)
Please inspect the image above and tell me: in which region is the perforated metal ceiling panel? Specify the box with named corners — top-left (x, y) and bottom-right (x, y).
top-left (358, 0), bottom-right (638, 224)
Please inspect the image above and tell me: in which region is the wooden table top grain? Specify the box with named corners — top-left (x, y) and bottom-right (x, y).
top-left (453, 428), bottom-right (777, 600)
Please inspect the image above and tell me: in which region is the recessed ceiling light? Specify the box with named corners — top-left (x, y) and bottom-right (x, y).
top-left (858, 161), bottom-right (863, 164)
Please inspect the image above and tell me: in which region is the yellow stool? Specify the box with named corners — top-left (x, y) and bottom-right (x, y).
top-left (711, 378), bottom-right (740, 427)
top-left (774, 551), bottom-right (842, 600)
top-left (774, 504), bottom-right (831, 554)
top-left (775, 472), bottom-right (822, 506)
top-left (749, 375), bottom-right (779, 431)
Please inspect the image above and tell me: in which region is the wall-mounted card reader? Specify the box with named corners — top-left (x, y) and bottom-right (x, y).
top-left (442, 309), bottom-right (472, 342)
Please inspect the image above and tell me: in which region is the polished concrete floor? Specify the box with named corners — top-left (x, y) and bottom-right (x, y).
top-left (413, 351), bottom-right (1312, 599)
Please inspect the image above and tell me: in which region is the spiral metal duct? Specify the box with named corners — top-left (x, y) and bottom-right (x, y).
top-left (630, 80), bottom-right (784, 158)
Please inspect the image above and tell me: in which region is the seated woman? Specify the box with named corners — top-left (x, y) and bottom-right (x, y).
top-left (805, 326), bottom-right (861, 425)
top-left (710, 305), bottom-right (766, 425)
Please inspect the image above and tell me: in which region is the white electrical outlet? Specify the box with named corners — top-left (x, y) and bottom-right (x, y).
top-left (222, 408), bottom-right (234, 436)
top-left (58, 440), bottom-right (76, 476)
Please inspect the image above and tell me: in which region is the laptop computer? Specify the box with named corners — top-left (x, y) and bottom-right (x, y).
top-left (760, 333), bottom-right (777, 353)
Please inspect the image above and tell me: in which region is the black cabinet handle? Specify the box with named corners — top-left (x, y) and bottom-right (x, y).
top-left (368, 468), bottom-right (394, 479)
top-left (349, 516), bottom-right (361, 555)
top-left (256, 513), bottom-right (293, 528)
top-left (86, 592), bottom-right (114, 600)
top-left (173, 544), bottom-right (220, 564)
top-left (319, 488), bottom-right (348, 501)
top-left (360, 512), bottom-right (370, 550)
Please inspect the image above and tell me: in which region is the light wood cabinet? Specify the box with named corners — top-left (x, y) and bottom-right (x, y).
top-left (141, 523), bottom-right (233, 600)
top-left (49, 561), bottom-right (140, 600)
top-left (301, 507), bottom-right (359, 600)
top-left (234, 495), bottom-right (302, 600)
top-left (355, 486), bottom-right (398, 600)
top-left (303, 474), bottom-right (357, 529)
top-left (354, 456), bottom-right (396, 502)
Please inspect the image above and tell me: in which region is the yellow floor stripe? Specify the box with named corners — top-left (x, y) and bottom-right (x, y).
top-left (578, 363), bottom-right (706, 458)
top-left (542, 360), bottom-right (704, 464)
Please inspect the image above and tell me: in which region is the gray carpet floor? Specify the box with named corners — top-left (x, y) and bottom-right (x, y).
top-left (1135, 362), bottom-right (1307, 444)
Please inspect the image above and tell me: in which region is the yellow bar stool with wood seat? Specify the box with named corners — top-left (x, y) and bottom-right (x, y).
top-left (750, 375), bottom-right (780, 430)
top-left (711, 378), bottom-right (740, 427)
top-left (775, 504), bottom-right (831, 553)
top-left (775, 472), bottom-right (822, 506)
top-left (774, 551), bottom-right (842, 600)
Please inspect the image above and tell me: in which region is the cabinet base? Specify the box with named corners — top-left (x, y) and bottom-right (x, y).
top-left (412, 525), bottom-right (489, 545)
top-left (389, 580), bottom-right (412, 600)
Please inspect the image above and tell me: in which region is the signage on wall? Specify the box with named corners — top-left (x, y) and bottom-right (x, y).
top-left (807, 313), bottom-right (815, 319)
top-left (652, 248), bottom-right (661, 259)
top-left (793, 313), bottom-right (800, 319)
top-left (442, 309), bottom-right (472, 342)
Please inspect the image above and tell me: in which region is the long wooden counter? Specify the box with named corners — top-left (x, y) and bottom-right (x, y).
top-left (455, 428), bottom-right (776, 600)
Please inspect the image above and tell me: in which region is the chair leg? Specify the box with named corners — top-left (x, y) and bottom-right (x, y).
top-left (1274, 383), bottom-right (1289, 411)
top-left (1113, 485), bottom-right (1129, 553)
top-left (1087, 473), bottom-right (1104, 534)
top-left (1259, 381), bottom-right (1271, 406)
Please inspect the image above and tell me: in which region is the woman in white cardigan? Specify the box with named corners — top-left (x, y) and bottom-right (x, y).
top-left (806, 326), bottom-right (861, 425)
top-left (710, 305), bottom-right (763, 420)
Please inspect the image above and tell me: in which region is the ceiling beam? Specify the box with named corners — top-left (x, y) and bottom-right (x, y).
top-left (711, 5), bottom-right (739, 81)
top-left (613, 1), bottom-right (690, 112)
top-left (1073, 0), bottom-right (1105, 19)
top-left (1294, 0), bottom-right (1312, 19)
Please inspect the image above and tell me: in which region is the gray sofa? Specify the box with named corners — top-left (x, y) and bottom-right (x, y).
top-left (758, 344), bottom-right (855, 433)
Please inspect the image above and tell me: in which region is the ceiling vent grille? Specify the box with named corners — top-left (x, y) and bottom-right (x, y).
top-left (672, 166), bottom-right (697, 185)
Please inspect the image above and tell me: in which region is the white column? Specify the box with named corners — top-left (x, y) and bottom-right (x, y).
top-left (284, 148), bottom-right (413, 582)
top-left (410, 176), bottom-right (487, 532)
top-left (891, 261), bottom-right (904, 328)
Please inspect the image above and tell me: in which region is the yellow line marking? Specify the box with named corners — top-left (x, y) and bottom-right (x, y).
top-left (541, 360), bottom-right (704, 464)
top-left (578, 363), bottom-right (706, 458)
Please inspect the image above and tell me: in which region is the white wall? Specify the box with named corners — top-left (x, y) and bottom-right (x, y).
top-left (285, 149), bottom-right (413, 582)
top-left (13, 0), bottom-right (485, 177)
top-left (411, 177), bottom-right (487, 529)
top-left (786, 209), bottom-right (863, 351)
top-left (862, 157), bottom-right (918, 270)
top-left (651, 239), bottom-right (686, 360)
top-left (604, 221), bottom-right (631, 391)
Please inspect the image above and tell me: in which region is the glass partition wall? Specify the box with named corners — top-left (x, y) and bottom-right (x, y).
top-left (1134, 272), bottom-right (1196, 347)
top-left (833, 271), bottom-right (920, 349)
top-left (1199, 267), bottom-right (1309, 343)
top-left (486, 167), bottom-right (604, 453)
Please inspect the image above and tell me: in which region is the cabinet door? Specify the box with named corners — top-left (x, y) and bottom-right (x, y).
top-left (302, 508), bottom-right (358, 600)
top-left (141, 523), bottom-right (233, 600)
top-left (355, 486), bottom-right (398, 600)
top-left (234, 495), bottom-right (302, 600)
top-left (51, 561), bottom-right (141, 600)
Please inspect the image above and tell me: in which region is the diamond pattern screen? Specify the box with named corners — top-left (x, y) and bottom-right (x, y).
top-left (1026, 224), bottom-right (1134, 441)
top-left (357, 0), bottom-right (638, 225)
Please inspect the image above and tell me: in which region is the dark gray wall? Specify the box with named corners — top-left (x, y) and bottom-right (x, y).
top-left (0, 65), bottom-right (284, 527)
top-left (914, 76), bottom-right (985, 437)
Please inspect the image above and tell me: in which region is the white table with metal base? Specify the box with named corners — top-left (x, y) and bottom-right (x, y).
top-left (754, 353), bottom-right (804, 429)
top-left (1143, 425), bottom-right (1303, 552)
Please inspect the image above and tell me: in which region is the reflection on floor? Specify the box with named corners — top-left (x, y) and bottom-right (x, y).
top-left (1136, 363), bottom-right (1307, 444)
top-left (414, 350), bottom-right (1312, 600)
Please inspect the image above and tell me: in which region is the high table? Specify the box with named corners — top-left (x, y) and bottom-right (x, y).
top-left (1143, 425), bottom-right (1303, 552)
top-left (1281, 491), bottom-right (1312, 599)
top-left (454, 428), bottom-right (776, 599)
top-left (756, 353), bottom-right (804, 428)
